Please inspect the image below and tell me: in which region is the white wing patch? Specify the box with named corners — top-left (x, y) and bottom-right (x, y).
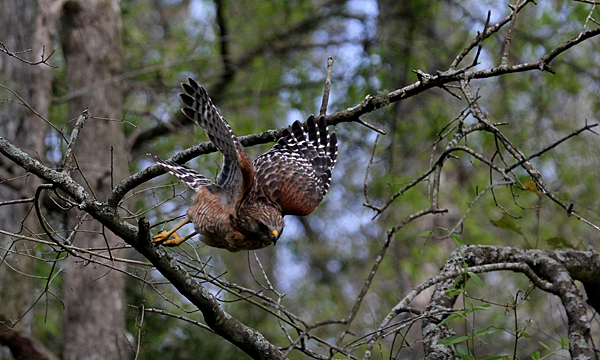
top-left (149, 154), bottom-right (213, 191)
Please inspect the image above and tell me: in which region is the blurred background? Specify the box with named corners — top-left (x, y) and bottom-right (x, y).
top-left (1, 0), bottom-right (600, 359)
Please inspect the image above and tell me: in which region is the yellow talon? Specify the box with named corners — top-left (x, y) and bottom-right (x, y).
top-left (152, 231), bottom-right (180, 244)
top-left (152, 217), bottom-right (194, 246)
top-left (152, 231), bottom-right (171, 244)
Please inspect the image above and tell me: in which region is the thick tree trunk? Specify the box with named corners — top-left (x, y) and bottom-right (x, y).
top-left (0, 1), bottom-right (54, 356)
top-left (59, 1), bottom-right (129, 359)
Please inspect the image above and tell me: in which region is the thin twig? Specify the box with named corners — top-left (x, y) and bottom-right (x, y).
top-left (134, 304), bottom-right (144, 360)
top-left (109, 21), bottom-right (600, 208)
top-left (320, 56), bottom-right (334, 116)
top-left (144, 307), bottom-right (214, 333)
top-left (450, 1), bottom-right (532, 69)
top-left (0, 84), bottom-right (68, 142)
top-left (63, 109), bottom-right (89, 173)
top-left (362, 261), bottom-right (550, 360)
top-left (0, 197), bottom-right (35, 206)
top-left (505, 122), bottom-right (599, 173)
top-left (335, 230), bottom-right (393, 349)
top-left (0, 229), bottom-right (151, 267)
top-left (501, 0), bottom-right (522, 67)
top-left (471, 11), bottom-right (492, 68)
top-left (579, 2), bottom-right (598, 32)
top-left (460, 80), bottom-right (568, 213)
top-left (363, 134), bottom-right (380, 208)
top-left (356, 118), bottom-right (387, 135)
top-left (448, 181), bottom-right (515, 237)
top-left (0, 41), bottom-right (57, 68)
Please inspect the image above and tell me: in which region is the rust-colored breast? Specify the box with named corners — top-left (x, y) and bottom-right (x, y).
top-left (187, 186), bottom-right (235, 249)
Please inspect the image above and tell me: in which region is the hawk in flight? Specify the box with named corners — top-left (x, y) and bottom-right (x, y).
top-left (151, 78), bottom-right (338, 252)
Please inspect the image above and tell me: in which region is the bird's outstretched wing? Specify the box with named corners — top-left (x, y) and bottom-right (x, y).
top-left (179, 78), bottom-right (254, 199)
top-left (148, 155), bottom-right (213, 191)
top-left (252, 115), bottom-right (337, 216)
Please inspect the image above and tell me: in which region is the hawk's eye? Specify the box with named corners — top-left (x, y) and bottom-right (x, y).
top-left (257, 221), bottom-right (269, 233)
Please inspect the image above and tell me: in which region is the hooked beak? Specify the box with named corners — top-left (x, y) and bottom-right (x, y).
top-left (271, 229), bottom-right (279, 245)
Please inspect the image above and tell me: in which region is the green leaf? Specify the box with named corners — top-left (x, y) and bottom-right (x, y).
top-left (545, 237), bottom-right (573, 249)
top-left (538, 341), bottom-right (552, 351)
top-left (468, 272), bottom-right (483, 287)
top-left (473, 325), bottom-right (496, 336)
top-left (445, 288), bottom-right (464, 296)
top-left (490, 214), bottom-right (525, 237)
top-left (458, 354), bottom-right (478, 360)
top-left (531, 351), bottom-right (541, 360)
top-left (464, 305), bottom-right (491, 315)
top-left (437, 313), bottom-right (463, 327)
top-left (456, 344), bottom-right (470, 356)
top-left (437, 335), bottom-right (471, 346)
top-left (451, 233), bottom-right (464, 246)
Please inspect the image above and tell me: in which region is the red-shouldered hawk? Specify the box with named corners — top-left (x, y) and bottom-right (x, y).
top-left (150, 78), bottom-right (338, 252)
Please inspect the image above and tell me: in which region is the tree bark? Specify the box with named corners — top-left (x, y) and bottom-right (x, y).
top-left (422, 246), bottom-right (594, 360)
top-left (0, 0), bottom-right (54, 354)
top-left (59, 1), bottom-right (129, 359)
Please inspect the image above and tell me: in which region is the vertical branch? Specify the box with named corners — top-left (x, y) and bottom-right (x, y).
top-left (63, 109), bottom-right (88, 173)
top-left (134, 304), bottom-right (144, 360)
top-left (215, 0), bottom-right (234, 87)
top-left (501, 0), bottom-right (522, 66)
top-left (471, 11), bottom-right (491, 68)
top-left (577, 2), bottom-right (597, 38)
top-left (335, 230), bottom-right (393, 349)
top-left (320, 56), bottom-right (334, 116)
top-left (363, 134), bottom-right (380, 208)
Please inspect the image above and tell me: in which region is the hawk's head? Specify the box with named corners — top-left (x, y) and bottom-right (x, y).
top-left (230, 199), bottom-right (284, 248)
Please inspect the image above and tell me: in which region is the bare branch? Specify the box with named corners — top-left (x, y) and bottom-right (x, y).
top-left (0, 41), bottom-right (57, 68)
top-left (320, 56), bottom-right (334, 116)
top-left (335, 231), bottom-right (393, 349)
top-left (501, 0), bottom-right (523, 67)
top-left (421, 246), bottom-right (596, 359)
top-left (450, 1), bottom-right (533, 69)
top-left (63, 109), bottom-right (89, 173)
top-left (144, 307), bottom-right (214, 333)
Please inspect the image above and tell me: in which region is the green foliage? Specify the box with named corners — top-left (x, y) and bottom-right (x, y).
top-left (26, 0), bottom-right (600, 358)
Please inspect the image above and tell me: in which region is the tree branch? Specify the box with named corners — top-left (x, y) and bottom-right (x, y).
top-left (0, 314), bottom-right (60, 360)
top-left (0, 133), bottom-right (285, 359)
top-left (421, 246), bottom-right (596, 360)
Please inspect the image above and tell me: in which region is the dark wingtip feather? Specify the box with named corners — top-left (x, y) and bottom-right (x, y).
top-left (307, 115), bottom-right (318, 143)
top-left (181, 82), bottom-right (194, 96)
top-left (181, 108), bottom-right (197, 123)
top-left (179, 93), bottom-right (195, 108)
top-left (187, 78), bottom-right (200, 89)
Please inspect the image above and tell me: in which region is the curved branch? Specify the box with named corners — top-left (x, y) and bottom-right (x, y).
top-left (0, 135), bottom-right (286, 359)
top-left (421, 246), bottom-right (595, 360)
top-left (136, 218), bottom-right (284, 359)
top-left (0, 314), bottom-right (59, 360)
top-left (113, 18), bottom-right (600, 209)
top-left (128, 3), bottom-right (342, 151)
top-left (0, 137), bottom-right (88, 202)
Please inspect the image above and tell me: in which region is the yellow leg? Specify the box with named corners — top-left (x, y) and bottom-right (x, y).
top-left (160, 231), bottom-right (198, 247)
top-left (153, 217), bottom-right (191, 246)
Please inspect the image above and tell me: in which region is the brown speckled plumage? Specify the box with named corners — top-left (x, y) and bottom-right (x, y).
top-left (151, 78), bottom-right (338, 252)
